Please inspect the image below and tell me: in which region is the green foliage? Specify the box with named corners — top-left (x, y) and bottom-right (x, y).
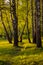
top-left (0, 0), bottom-right (32, 40)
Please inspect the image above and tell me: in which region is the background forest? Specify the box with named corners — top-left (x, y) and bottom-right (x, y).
top-left (0, 0), bottom-right (43, 65)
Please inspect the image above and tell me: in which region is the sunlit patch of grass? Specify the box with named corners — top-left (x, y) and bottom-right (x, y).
top-left (0, 40), bottom-right (43, 65)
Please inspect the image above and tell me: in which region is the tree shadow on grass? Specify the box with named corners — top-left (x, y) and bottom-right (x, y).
top-left (0, 45), bottom-right (43, 57)
top-left (28, 61), bottom-right (39, 65)
top-left (28, 60), bottom-right (43, 65)
top-left (0, 60), bottom-right (13, 65)
top-left (25, 46), bottom-right (34, 49)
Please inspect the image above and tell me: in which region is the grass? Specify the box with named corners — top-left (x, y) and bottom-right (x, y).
top-left (0, 40), bottom-right (43, 65)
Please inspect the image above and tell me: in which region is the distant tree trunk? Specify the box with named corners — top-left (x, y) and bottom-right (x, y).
top-left (31, 0), bottom-right (36, 43)
top-left (35, 0), bottom-right (42, 47)
top-left (1, 11), bottom-right (12, 43)
top-left (26, 0), bottom-right (31, 43)
top-left (12, 0), bottom-right (18, 46)
top-left (20, 21), bottom-right (26, 42)
top-left (42, 0), bottom-right (43, 36)
top-left (5, 11), bottom-right (12, 41)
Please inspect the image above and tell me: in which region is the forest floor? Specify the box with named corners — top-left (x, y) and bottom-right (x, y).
top-left (0, 40), bottom-right (43, 65)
